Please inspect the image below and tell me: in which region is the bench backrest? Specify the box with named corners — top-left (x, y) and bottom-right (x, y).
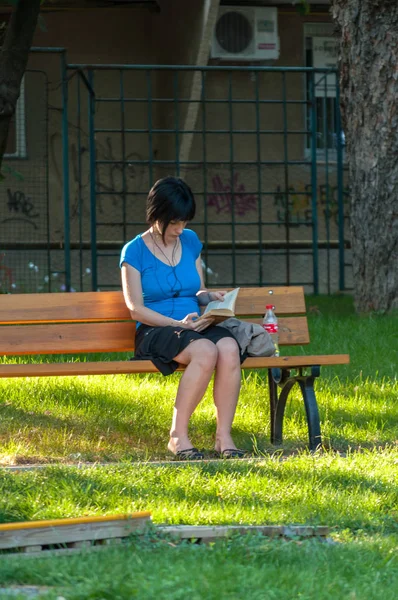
top-left (0, 288), bottom-right (309, 356)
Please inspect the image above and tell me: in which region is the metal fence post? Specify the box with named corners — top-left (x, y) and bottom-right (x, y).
top-left (61, 50), bottom-right (71, 292)
top-left (88, 69), bottom-right (97, 291)
top-left (309, 72), bottom-right (319, 295)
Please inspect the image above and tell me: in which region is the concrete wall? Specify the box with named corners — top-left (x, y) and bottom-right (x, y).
top-left (0, 3), bottom-right (350, 294)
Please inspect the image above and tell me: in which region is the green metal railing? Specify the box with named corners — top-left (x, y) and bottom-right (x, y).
top-left (1, 53), bottom-right (350, 295)
top-left (64, 63), bottom-right (348, 293)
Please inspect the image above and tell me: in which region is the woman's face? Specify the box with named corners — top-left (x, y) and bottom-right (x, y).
top-left (156, 220), bottom-right (188, 240)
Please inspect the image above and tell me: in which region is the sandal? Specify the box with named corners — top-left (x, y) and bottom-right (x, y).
top-left (216, 448), bottom-right (247, 459)
top-left (173, 447), bottom-right (205, 461)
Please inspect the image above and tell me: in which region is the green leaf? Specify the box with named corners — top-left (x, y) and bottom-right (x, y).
top-left (1, 164), bottom-right (25, 181)
top-left (293, 0), bottom-right (311, 16)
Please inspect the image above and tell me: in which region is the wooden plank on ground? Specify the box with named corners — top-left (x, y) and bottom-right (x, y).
top-left (0, 522), bottom-right (329, 558)
top-left (158, 525), bottom-right (329, 541)
top-left (0, 512), bottom-right (151, 551)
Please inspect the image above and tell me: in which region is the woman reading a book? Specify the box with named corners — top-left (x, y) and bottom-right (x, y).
top-left (120, 176), bottom-right (245, 460)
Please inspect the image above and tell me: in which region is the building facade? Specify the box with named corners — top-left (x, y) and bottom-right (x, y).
top-left (0, 0), bottom-right (349, 294)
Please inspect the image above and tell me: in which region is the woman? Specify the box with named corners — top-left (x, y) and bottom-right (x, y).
top-left (120, 176), bottom-right (245, 460)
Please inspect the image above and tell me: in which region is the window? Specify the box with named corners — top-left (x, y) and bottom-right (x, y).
top-left (4, 76), bottom-right (26, 159)
top-left (304, 23), bottom-right (342, 160)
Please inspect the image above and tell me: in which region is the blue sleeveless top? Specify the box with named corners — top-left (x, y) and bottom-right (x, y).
top-left (120, 229), bottom-right (203, 326)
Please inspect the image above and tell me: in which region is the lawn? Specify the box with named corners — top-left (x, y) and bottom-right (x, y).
top-left (0, 295), bottom-right (397, 599)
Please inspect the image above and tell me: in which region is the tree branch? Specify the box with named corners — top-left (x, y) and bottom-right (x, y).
top-left (0, 0), bottom-right (41, 170)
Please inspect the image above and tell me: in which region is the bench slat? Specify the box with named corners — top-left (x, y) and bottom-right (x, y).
top-left (0, 322), bottom-right (136, 355)
top-left (0, 355), bottom-right (350, 377)
top-left (0, 287), bottom-right (306, 324)
top-left (250, 317), bottom-right (309, 345)
top-left (0, 292), bottom-right (130, 324)
top-left (0, 317), bottom-right (309, 356)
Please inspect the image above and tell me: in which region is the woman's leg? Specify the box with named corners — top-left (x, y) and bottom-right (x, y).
top-left (213, 337), bottom-right (242, 453)
top-left (168, 338), bottom-right (218, 454)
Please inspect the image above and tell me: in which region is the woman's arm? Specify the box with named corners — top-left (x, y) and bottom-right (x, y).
top-left (121, 263), bottom-right (212, 331)
top-left (195, 256), bottom-right (227, 306)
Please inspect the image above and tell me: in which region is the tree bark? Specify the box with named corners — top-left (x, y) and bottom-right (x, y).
top-left (0, 0), bottom-right (41, 171)
top-left (331, 0), bottom-right (398, 312)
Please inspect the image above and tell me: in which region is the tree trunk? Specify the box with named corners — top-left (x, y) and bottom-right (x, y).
top-left (0, 0), bottom-right (41, 171)
top-left (331, 0), bottom-right (398, 312)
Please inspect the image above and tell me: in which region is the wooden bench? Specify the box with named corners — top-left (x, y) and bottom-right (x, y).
top-left (0, 287), bottom-right (349, 451)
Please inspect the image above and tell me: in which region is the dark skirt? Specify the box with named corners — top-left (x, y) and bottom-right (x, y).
top-left (133, 324), bottom-right (241, 376)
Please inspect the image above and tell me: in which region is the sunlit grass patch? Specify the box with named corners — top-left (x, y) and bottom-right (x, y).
top-left (0, 448), bottom-right (396, 530)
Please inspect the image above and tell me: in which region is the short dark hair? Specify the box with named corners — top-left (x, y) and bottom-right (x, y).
top-left (146, 177), bottom-right (196, 241)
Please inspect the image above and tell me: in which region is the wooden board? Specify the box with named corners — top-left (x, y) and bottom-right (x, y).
top-left (0, 322), bottom-right (136, 356)
top-left (0, 291), bottom-right (131, 324)
top-left (157, 525), bottom-right (329, 540)
top-left (0, 512), bottom-right (151, 551)
top-left (0, 523), bottom-right (330, 559)
top-left (0, 317), bottom-right (309, 356)
top-left (0, 287), bottom-right (306, 325)
top-left (234, 287), bottom-right (306, 316)
top-left (0, 354), bottom-right (350, 378)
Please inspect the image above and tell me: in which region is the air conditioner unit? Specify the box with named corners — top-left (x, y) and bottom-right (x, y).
top-left (211, 6), bottom-right (279, 61)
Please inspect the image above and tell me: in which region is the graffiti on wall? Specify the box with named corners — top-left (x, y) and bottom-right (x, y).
top-left (273, 183), bottom-right (350, 227)
top-left (95, 138), bottom-right (145, 210)
top-left (0, 188), bottom-right (40, 230)
top-left (51, 132), bottom-right (145, 223)
top-left (207, 173), bottom-right (257, 216)
top-left (206, 174), bottom-right (349, 228)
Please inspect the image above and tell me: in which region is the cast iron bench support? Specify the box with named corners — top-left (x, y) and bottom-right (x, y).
top-left (268, 366), bottom-right (322, 451)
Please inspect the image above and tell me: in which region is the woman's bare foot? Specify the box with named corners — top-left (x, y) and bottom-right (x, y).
top-left (168, 435), bottom-right (204, 460)
top-left (168, 434), bottom-right (194, 455)
top-left (214, 433), bottom-right (238, 454)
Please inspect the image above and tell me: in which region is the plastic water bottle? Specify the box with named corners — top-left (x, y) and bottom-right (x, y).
top-left (263, 304), bottom-right (280, 356)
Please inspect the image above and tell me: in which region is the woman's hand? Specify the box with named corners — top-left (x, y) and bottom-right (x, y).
top-left (196, 290), bottom-right (228, 305)
top-left (179, 312), bottom-right (214, 332)
top-left (209, 290), bottom-right (228, 302)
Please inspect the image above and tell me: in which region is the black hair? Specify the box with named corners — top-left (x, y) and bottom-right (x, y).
top-left (146, 176), bottom-right (196, 242)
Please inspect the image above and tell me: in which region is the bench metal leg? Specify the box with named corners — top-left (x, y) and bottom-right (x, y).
top-left (268, 366), bottom-right (322, 451)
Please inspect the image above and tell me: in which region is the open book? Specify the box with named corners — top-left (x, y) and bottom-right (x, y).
top-left (197, 288), bottom-right (240, 323)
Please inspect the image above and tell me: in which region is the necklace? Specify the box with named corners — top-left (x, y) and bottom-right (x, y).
top-left (149, 231), bottom-right (182, 299)
top-left (149, 231), bottom-right (179, 267)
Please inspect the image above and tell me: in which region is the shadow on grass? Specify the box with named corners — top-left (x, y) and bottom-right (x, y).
top-left (2, 378), bottom-right (394, 463)
top-left (0, 378), bottom-right (270, 462)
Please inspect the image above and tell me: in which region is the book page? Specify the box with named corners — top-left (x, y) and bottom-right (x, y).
top-left (203, 288), bottom-right (240, 315)
top-left (196, 308), bottom-right (235, 324)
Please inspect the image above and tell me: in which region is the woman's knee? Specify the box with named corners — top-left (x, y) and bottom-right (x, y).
top-left (189, 339), bottom-right (218, 369)
top-left (216, 337), bottom-right (241, 365)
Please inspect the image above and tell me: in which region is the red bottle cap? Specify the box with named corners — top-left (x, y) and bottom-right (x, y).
top-left (266, 304), bottom-right (274, 309)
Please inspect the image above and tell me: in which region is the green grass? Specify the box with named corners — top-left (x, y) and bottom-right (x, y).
top-left (0, 295), bottom-right (397, 598)
top-left (0, 533), bottom-right (397, 600)
top-left (0, 295), bottom-right (396, 463)
top-left (0, 450), bottom-right (397, 529)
